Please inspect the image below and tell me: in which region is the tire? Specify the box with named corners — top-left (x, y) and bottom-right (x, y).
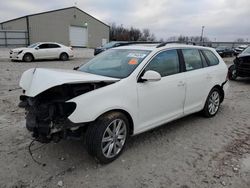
top-left (228, 64), bottom-right (237, 80)
top-left (202, 88), bottom-right (221, 117)
top-left (60, 53), bottom-right (69, 61)
top-left (85, 112), bottom-right (129, 164)
top-left (23, 53), bottom-right (34, 62)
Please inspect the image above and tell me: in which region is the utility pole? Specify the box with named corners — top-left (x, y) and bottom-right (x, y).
top-left (200, 26), bottom-right (205, 45)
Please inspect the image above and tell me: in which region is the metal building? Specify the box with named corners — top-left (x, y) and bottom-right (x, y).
top-left (0, 7), bottom-right (110, 48)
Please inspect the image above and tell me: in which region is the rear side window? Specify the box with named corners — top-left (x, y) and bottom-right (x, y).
top-left (182, 49), bottom-right (203, 71)
top-left (203, 50), bottom-right (219, 66)
top-left (48, 44), bottom-right (60, 48)
top-left (145, 50), bottom-right (180, 77)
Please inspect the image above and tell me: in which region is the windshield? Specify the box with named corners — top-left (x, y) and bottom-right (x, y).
top-left (28, 43), bottom-right (39, 48)
top-left (241, 47), bottom-right (250, 54)
top-left (79, 49), bottom-right (151, 78)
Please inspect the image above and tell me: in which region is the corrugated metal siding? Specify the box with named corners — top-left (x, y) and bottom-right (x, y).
top-left (29, 7), bottom-right (109, 48)
top-left (28, 10), bottom-right (69, 45)
top-left (1, 18), bottom-right (27, 30)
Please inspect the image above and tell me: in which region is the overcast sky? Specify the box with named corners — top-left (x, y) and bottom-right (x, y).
top-left (0, 0), bottom-right (249, 41)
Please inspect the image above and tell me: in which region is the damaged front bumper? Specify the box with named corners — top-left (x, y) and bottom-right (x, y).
top-left (19, 96), bottom-right (84, 143)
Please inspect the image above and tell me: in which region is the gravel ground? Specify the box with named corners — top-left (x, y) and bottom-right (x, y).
top-left (0, 54), bottom-right (249, 188)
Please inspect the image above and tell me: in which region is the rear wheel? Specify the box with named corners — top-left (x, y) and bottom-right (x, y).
top-left (60, 53), bottom-right (69, 61)
top-left (85, 112), bottom-right (129, 164)
top-left (23, 53), bottom-right (33, 62)
top-left (202, 88), bottom-right (221, 117)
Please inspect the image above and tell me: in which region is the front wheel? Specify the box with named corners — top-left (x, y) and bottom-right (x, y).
top-left (23, 53), bottom-right (34, 62)
top-left (85, 112), bottom-right (129, 164)
top-left (228, 64), bottom-right (237, 80)
top-left (202, 88), bottom-right (221, 117)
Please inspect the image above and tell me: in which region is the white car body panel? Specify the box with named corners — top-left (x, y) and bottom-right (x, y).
top-left (19, 44), bottom-right (229, 135)
top-left (136, 73), bottom-right (185, 133)
top-left (19, 68), bottom-right (119, 97)
top-left (10, 42), bottom-right (74, 61)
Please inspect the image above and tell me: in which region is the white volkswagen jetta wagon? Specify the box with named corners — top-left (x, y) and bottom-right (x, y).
top-left (19, 43), bottom-right (229, 163)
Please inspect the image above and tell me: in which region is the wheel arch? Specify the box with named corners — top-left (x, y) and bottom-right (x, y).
top-left (60, 52), bottom-right (69, 57)
top-left (96, 109), bottom-right (134, 136)
top-left (211, 84), bottom-right (225, 103)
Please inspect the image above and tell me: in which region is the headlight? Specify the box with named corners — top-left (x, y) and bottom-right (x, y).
top-left (18, 50), bottom-right (23, 55)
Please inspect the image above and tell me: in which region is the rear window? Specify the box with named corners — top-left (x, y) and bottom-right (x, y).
top-left (182, 49), bottom-right (203, 71)
top-left (203, 50), bottom-right (219, 66)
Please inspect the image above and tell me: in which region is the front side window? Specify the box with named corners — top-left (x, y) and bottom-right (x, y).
top-left (203, 50), bottom-right (219, 66)
top-left (145, 50), bottom-right (180, 77)
top-left (28, 43), bottom-right (39, 48)
top-left (79, 49), bottom-right (151, 78)
top-left (38, 44), bottom-right (49, 49)
top-left (182, 49), bottom-right (203, 71)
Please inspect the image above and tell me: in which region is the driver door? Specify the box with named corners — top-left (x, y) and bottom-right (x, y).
top-left (136, 49), bottom-right (186, 132)
top-left (33, 43), bottom-right (50, 59)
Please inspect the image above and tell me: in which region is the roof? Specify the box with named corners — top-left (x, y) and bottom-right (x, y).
top-left (0, 6), bottom-right (109, 28)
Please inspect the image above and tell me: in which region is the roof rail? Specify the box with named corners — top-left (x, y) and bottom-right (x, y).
top-left (120, 41), bottom-right (161, 46)
top-left (156, 41), bottom-right (197, 48)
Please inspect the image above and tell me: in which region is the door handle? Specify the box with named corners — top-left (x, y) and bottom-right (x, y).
top-left (177, 81), bottom-right (185, 87)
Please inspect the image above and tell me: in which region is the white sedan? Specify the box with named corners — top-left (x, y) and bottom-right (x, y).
top-left (19, 43), bottom-right (229, 163)
top-left (10, 42), bottom-right (74, 62)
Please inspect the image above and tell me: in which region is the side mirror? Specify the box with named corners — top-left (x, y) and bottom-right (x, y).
top-left (73, 66), bottom-right (79, 70)
top-left (140, 70), bottom-right (161, 82)
top-left (35, 47), bottom-right (39, 50)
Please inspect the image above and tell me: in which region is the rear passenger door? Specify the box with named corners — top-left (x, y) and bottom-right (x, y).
top-left (181, 48), bottom-right (210, 114)
top-left (47, 43), bottom-right (61, 58)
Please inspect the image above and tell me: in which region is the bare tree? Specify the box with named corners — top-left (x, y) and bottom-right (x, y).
top-left (235, 38), bottom-right (245, 42)
top-left (109, 23), bottom-right (156, 42)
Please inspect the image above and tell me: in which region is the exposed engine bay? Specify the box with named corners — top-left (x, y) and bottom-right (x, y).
top-left (19, 82), bottom-right (112, 143)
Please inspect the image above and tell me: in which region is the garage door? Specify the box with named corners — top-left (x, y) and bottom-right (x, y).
top-left (69, 26), bottom-right (88, 47)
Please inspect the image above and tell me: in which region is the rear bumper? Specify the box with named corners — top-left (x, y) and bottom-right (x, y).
top-left (222, 80), bottom-right (229, 101)
top-left (222, 80), bottom-right (229, 92)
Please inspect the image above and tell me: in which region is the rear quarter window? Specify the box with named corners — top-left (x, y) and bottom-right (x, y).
top-left (203, 50), bottom-right (219, 66)
top-left (182, 49), bottom-right (203, 71)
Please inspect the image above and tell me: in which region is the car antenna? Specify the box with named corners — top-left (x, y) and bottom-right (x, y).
top-left (33, 44), bottom-right (39, 74)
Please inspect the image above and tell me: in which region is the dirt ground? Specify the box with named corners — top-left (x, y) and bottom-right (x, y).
top-left (0, 54), bottom-right (249, 188)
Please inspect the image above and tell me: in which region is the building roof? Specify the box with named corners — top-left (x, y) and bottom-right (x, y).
top-left (0, 6), bottom-right (109, 28)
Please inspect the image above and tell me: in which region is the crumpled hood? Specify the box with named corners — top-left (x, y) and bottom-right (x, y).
top-left (19, 68), bottom-right (120, 97)
top-left (11, 47), bottom-right (28, 52)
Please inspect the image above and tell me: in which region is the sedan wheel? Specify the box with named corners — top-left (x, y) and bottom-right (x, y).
top-left (85, 112), bottom-right (129, 163)
top-left (60, 53), bottom-right (69, 61)
top-left (23, 53), bottom-right (33, 62)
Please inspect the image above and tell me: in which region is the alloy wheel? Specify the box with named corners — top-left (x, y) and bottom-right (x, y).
top-left (208, 91), bottom-right (220, 115)
top-left (101, 119), bottom-right (127, 158)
